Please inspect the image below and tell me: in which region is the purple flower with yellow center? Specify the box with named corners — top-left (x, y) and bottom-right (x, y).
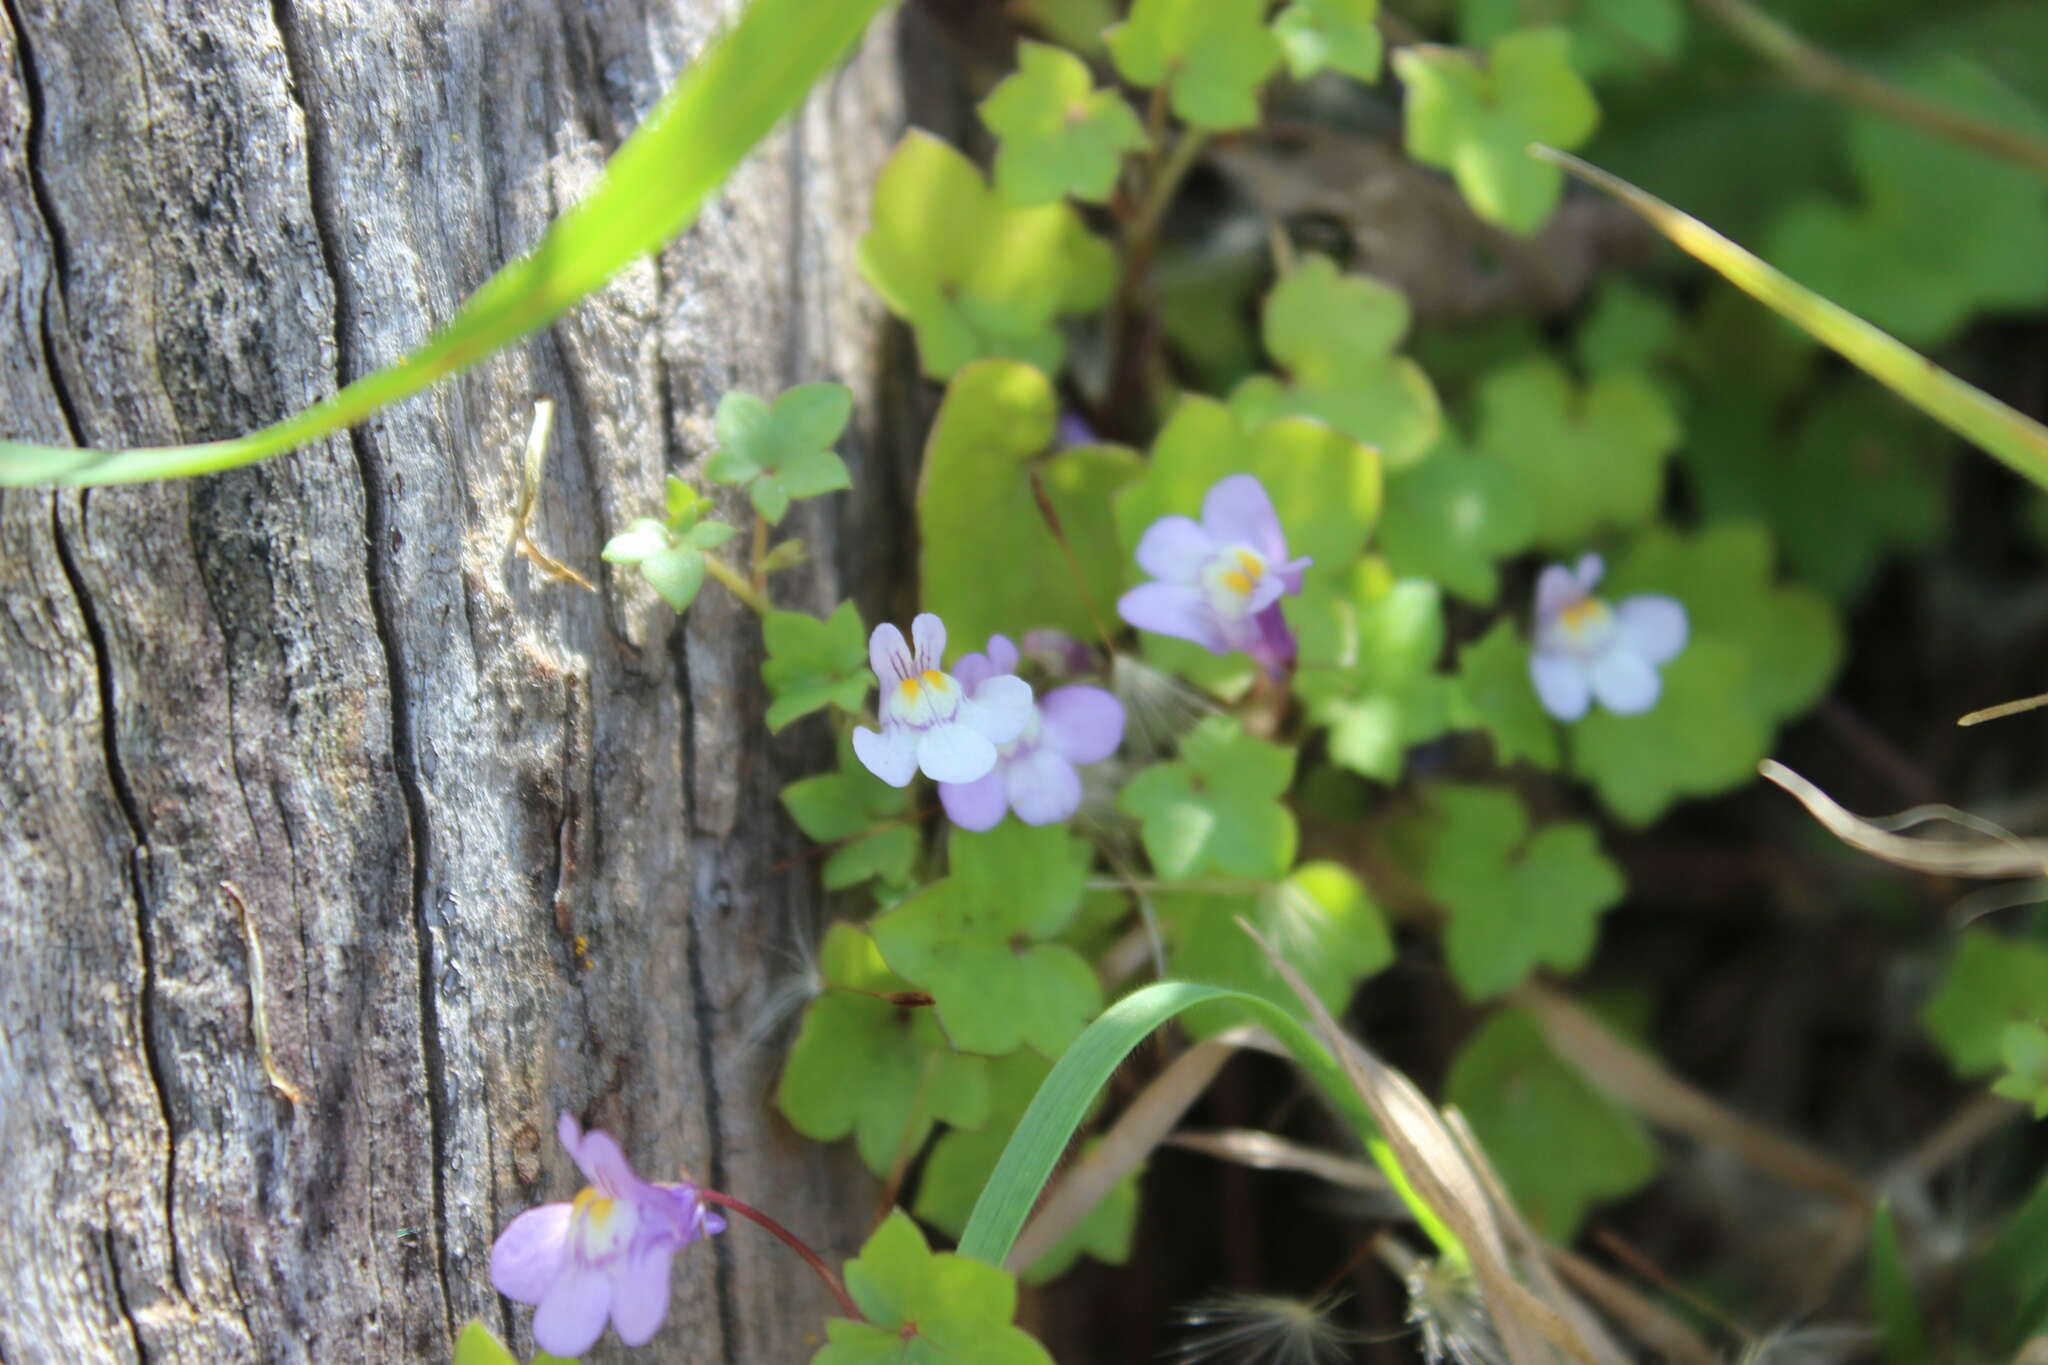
top-left (853, 613), bottom-right (1035, 786)
top-left (1529, 553), bottom-right (1688, 722)
top-left (489, 1113), bottom-right (726, 1357)
top-left (937, 634), bottom-right (1125, 830)
top-left (1117, 474), bottom-right (1311, 675)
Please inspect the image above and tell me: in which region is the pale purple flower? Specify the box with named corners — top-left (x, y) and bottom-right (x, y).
top-left (490, 1113), bottom-right (726, 1357)
top-left (1528, 553), bottom-right (1688, 722)
top-left (852, 613), bottom-right (1035, 786)
top-left (938, 635), bottom-right (1125, 830)
top-left (1117, 474), bottom-right (1311, 676)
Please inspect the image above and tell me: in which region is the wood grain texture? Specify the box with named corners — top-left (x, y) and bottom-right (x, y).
top-left (0, 2), bottom-right (907, 1359)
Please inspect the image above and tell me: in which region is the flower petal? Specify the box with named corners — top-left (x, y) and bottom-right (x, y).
top-left (1574, 552), bottom-right (1606, 593)
top-left (1135, 514), bottom-right (1216, 582)
top-left (1530, 648), bottom-right (1592, 722)
top-left (961, 674), bottom-right (1034, 745)
top-left (1038, 686), bottom-right (1124, 764)
top-left (489, 1202), bottom-right (573, 1305)
top-left (911, 612), bottom-right (947, 670)
top-left (1615, 595), bottom-right (1688, 665)
top-left (1275, 555), bottom-right (1312, 596)
top-left (986, 634), bottom-right (1020, 675)
top-left (1533, 563), bottom-right (1583, 624)
top-left (608, 1243), bottom-right (677, 1347)
top-left (654, 1183), bottom-right (725, 1242)
top-left (939, 770), bottom-right (1009, 831)
top-left (1200, 474), bottom-right (1287, 560)
top-left (1588, 645), bottom-right (1661, 715)
top-left (1244, 570), bottom-right (1288, 615)
top-left (852, 725), bottom-right (919, 787)
top-left (562, 1120), bottom-right (640, 1201)
top-left (916, 722), bottom-right (999, 784)
top-left (533, 1263), bottom-right (613, 1358)
top-left (1118, 583), bottom-right (1227, 653)
top-left (951, 649), bottom-right (998, 693)
top-left (868, 622), bottom-right (910, 685)
top-left (1248, 602), bottom-right (1298, 676)
top-left (1005, 747), bottom-right (1083, 826)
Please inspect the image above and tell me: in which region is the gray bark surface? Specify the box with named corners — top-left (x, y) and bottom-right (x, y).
top-left (0, 3), bottom-right (907, 1360)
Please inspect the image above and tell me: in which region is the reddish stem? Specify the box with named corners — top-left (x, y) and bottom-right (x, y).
top-left (700, 1189), bottom-right (863, 1322)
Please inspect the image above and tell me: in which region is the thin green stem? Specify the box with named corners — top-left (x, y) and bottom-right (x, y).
top-left (1691, 0), bottom-right (2048, 181)
top-left (1101, 127), bottom-right (1213, 435)
top-left (703, 554), bottom-right (774, 616)
top-left (1129, 128), bottom-right (1211, 250)
top-left (1084, 876), bottom-right (1270, 895)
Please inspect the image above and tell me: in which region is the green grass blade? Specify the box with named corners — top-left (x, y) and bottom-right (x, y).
top-left (1531, 145), bottom-right (2048, 493)
top-left (1870, 1202), bottom-right (1930, 1365)
top-left (2, 0), bottom-right (890, 488)
top-left (956, 981), bottom-right (1411, 1268)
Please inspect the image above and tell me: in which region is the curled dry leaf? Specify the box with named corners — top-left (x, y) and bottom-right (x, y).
top-left (1761, 760), bottom-right (2048, 879)
top-left (1235, 917), bottom-right (1607, 1365)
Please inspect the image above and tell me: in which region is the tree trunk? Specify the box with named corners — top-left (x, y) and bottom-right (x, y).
top-left (0, 3), bottom-right (908, 1360)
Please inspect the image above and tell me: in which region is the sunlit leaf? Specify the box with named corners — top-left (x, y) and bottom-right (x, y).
top-left (1471, 356), bottom-right (1681, 548)
top-left (1118, 715), bottom-right (1298, 880)
top-left (817, 1210), bottom-right (1054, 1365)
top-left (1294, 568), bottom-right (1457, 782)
top-left (701, 384), bottom-right (853, 525)
top-left (1397, 29), bottom-right (1599, 235)
top-left (1106, 0), bottom-right (1283, 131)
top-left (981, 41), bottom-right (1149, 205)
top-left (778, 926), bottom-right (993, 1178)
top-left (781, 741), bottom-right (920, 891)
top-left (871, 824), bottom-right (1102, 1056)
top-left (1230, 254), bottom-right (1443, 470)
top-left (920, 361), bottom-right (1139, 652)
top-left (858, 132), bottom-right (1115, 380)
top-left (762, 601), bottom-right (871, 732)
top-left (1377, 441), bottom-right (1536, 605)
top-left (1272, 0), bottom-right (1385, 83)
top-left (1456, 619), bottom-right (1563, 769)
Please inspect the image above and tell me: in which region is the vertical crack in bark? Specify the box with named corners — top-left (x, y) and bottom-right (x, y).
top-left (669, 579), bottom-right (741, 1365)
top-left (267, 0), bottom-right (454, 1335)
top-left (15, 0), bottom-right (183, 1330)
top-left (781, 113), bottom-right (808, 384)
top-left (7, 0), bottom-right (87, 445)
top-left (50, 492), bottom-right (183, 1309)
top-left (100, 1226), bottom-right (148, 1365)
top-left (2, 0), bottom-right (75, 305)
top-left (36, 306), bottom-right (86, 440)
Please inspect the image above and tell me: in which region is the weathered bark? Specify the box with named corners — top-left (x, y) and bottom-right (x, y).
top-left (0, 3), bottom-right (907, 1360)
